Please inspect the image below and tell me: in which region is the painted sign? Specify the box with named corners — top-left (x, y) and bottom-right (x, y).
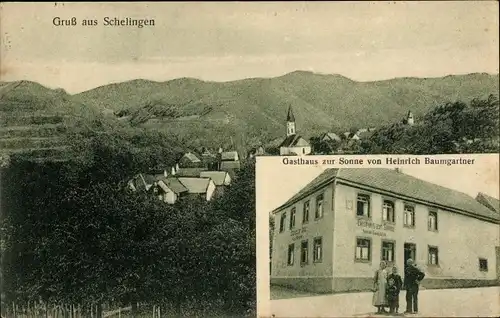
top-left (357, 218), bottom-right (395, 232)
top-left (291, 227), bottom-right (308, 241)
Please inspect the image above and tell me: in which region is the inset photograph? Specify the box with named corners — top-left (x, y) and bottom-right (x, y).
top-left (260, 162), bottom-right (499, 317)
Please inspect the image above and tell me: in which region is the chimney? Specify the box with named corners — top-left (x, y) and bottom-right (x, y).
top-left (394, 168), bottom-right (402, 173)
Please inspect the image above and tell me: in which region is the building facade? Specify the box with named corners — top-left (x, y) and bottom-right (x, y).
top-left (271, 168), bottom-right (499, 293)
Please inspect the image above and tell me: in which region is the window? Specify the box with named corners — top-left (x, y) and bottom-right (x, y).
top-left (355, 238), bottom-right (371, 261)
top-left (315, 194), bottom-right (324, 219)
top-left (279, 212), bottom-right (286, 233)
top-left (301, 240), bottom-right (309, 265)
top-left (428, 246), bottom-right (439, 265)
top-left (303, 201), bottom-right (310, 224)
top-left (403, 205), bottom-right (415, 227)
top-left (287, 244), bottom-right (295, 266)
top-left (289, 207), bottom-right (296, 230)
top-left (382, 200), bottom-right (395, 223)
top-left (428, 211), bottom-right (438, 231)
top-left (381, 241), bottom-right (395, 262)
top-left (313, 237), bottom-right (323, 262)
top-left (479, 258), bottom-right (488, 271)
top-left (357, 194), bottom-right (370, 217)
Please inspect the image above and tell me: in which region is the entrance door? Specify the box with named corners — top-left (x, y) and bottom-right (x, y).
top-left (404, 243), bottom-right (416, 276)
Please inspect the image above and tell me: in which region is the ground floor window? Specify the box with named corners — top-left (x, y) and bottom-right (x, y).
top-left (428, 246), bottom-right (439, 265)
top-left (355, 237), bottom-right (371, 261)
top-left (287, 244), bottom-right (295, 266)
top-left (381, 240), bottom-right (395, 262)
top-left (301, 240), bottom-right (308, 265)
top-left (313, 237), bottom-right (323, 262)
top-left (479, 258), bottom-right (488, 271)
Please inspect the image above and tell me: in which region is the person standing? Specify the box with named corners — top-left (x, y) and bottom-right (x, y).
top-left (404, 259), bottom-right (425, 314)
top-left (372, 261), bottom-right (389, 314)
top-left (386, 266), bottom-right (403, 314)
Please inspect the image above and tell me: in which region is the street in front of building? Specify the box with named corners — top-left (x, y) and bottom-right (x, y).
top-left (270, 286), bottom-right (500, 317)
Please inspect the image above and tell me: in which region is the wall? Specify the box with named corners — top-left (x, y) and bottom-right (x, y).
top-left (206, 180), bottom-right (216, 201)
top-left (332, 182), bottom-right (499, 292)
top-left (270, 183), bottom-right (335, 292)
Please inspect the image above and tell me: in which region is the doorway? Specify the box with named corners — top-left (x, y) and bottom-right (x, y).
top-left (404, 243), bottom-right (416, 274)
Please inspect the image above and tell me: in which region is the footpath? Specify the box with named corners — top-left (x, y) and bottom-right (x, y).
top-left (270, 286), bottom-right (499, 317)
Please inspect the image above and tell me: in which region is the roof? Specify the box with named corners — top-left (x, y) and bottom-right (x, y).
top-left (221, 160), bottom-right (241, 170)
top-left (158, 177), bottom-right (188, 194)
top-left (200, 171), bottom-right (229, 186)
top-left (476, 192), bottom-right (500, 214)
top-left (279, 135), bottom-right (310, 148)
top-left (141, 174), bottom-right (156, 185)
top-left (175, 167), bottom-right (207, 177)
top-left (221, 151), bottom-right (239, 161)
top-left (322, 133), bottom-right (341, 141)
top-left (286, 105), bottom-right (295, 122)
top-left (177, 177), bottom-right (212, 193)
top-left (180, 152), bottom-right (201, 163)
top-left (273, 168), bottom-right (499, 223)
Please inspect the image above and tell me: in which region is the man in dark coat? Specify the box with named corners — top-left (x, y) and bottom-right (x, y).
top-left (404, 258), bottom-right (425, 314)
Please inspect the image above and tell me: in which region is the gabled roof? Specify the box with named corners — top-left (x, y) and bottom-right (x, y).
top-left (180, 152), bottom-right (201, 163)
top-left (286, 105), bottom-right (295, 122)
top-left (158, 177), bottom-right (188, 194)
top-left (279, 135), bottom-right (310, 148)
top-left (177, 177), bottom-right (212, 194)
top-left (200, 171), bottom-right (229, 186)
top-left (322, 133), bottom-right (341, 141)
top-left (142, 174), bottom-right (156, 185)
top-left (273, 168), bottom-right (499, 223)
top-left (175, 167), bottom-right (207, 177)
top-left (221, 151), bottom-right (239, 161)
top-left (476, 192), bottom-right (500, 214)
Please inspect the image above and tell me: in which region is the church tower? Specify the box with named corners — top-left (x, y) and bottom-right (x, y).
top-left (286, 105), bottom-right (296, 137)
top-left (406, 110), bottom-right (415, 126)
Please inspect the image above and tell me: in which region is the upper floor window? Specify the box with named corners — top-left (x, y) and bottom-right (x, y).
top-left (279, 212), bottom-right (286, 233)
top-left (403, 205), bottom-right (415, 228)
top-left (428, 210), bottom-right (438, 231)
top-left (428, 246), bottom-right (439, 265)
top-left (303, 201), bottom-right (310, 224)
top-left (289, 207), bottom-right (296, 230)
top-left (357, 194), bottom-right (371, 218)
top-left (382, 200), bottom-right (395, 223)
top-left (315, 194), bottom-right (324, 219)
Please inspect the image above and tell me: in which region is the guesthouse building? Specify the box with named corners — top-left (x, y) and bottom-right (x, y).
top-left (270, 168), bottom-right (499, 293)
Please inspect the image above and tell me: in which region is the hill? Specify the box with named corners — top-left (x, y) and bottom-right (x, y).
top-left (74, 71), bottom-right (500, 150)
top-left (0, 81), bottom-right (123, 163)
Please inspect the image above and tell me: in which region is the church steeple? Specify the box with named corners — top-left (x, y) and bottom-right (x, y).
top-left (286, 105), bottom-right (296, 137)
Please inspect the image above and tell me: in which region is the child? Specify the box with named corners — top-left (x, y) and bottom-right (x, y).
top-left (386, 266), bottom-right (403, 314)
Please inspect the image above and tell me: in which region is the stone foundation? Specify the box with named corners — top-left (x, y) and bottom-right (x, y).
top-left (270, 277), bottom-right (333, 293)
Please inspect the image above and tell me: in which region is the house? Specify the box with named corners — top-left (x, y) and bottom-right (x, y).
top-left (175, 167), bottom-right (208, 177)
top-left (271, 168), bottom-right (499, 293)
top-left (321, 133), bottom-right (342, 143)
top-left (221, 151), bottom-right (239, 162)
top-left (476, 192), bottom-right (500, 214)
top-left (178, 152), bottom-right (203, 168)
top-left (220, 161), bottom-right (241, 178)
top-left (405, 110), bottom-right (415, 126)
top-left (279, 106), bottom-right (311, 156)
top-left (155, 177), bottom-right (189, 204)
top-left (127, 173), bottom-right (156, 192)
top-left (200, 171), bottom-right (232, 197)
top-left (177, 177), bottom-right (216, 202)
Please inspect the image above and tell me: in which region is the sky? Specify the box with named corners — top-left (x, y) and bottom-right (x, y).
top-left (1, 1), bottom-right (498, 94)
top-left (257, 155), bottom-right (500, 213)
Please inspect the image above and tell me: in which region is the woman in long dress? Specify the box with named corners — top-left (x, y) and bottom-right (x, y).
top-left (372, 261), bottom-right (389, 314)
